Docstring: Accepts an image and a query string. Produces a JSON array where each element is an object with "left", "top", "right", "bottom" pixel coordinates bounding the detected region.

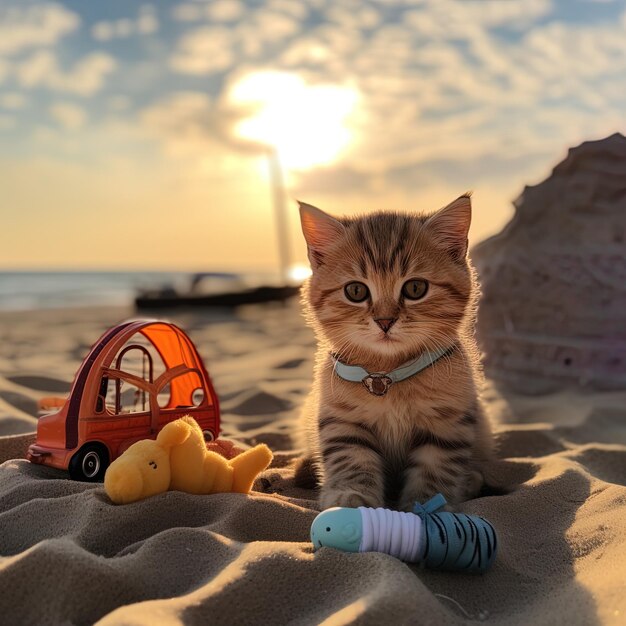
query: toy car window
[
  {"left": 118, "top": 380, "right": 150, "bottom": 414},
  {"left": 96, "top": 375, "right": 150, "bottom": 415},
  {"left": 95, "top": 376, "right": 117, "bottom": 413},
  {"left": 157, "top": 382, "right": 171, "bottom": 409},
  {"left": 95, "top": 375, "right": 110, "bottom": 413},
  {"left": 159, "top": 369, "right": 207, "bottom": 410},
  {"left": 116, "top": 344, "right": 154, "bottom": 384},
  {"left": 192, "top": 388, "right": 204, "bottom": 406}
]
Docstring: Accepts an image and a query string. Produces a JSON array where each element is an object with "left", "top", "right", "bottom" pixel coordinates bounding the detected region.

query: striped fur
[{"left": 296, "top": 196, "right": 494, "bottom": 511}]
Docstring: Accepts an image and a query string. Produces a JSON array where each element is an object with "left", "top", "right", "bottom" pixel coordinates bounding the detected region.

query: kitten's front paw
[
  {"left": 319, "top": 488, "right": 381, "bottom": 510},
  {"left": 465, "top": 470, "right": 484, "bottom": 499}
]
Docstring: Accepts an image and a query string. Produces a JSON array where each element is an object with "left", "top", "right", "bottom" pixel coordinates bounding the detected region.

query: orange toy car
[{"left": 27, "top": 320, "right": 220, "bottom": 481}]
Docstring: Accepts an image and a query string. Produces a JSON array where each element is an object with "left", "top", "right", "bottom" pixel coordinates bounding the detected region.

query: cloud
[
  {"left": 0, "top": 92, "right": 26, "bottom": 109},
  {"left": 8, "top": 0, "right": 625, "bottom": 225},
  {"left": 49, "top": 101, "right": 87, "bottom": 129},
  {"left": 0, "top": 114, "right": 15, "bottom": 130},
  {"left": 404, "top": 0, "right": 553, "bottom": 35},
  {"left": 171, "top": 3, "right": 204, "bottom": 23},
  {"left": 267, "top": 0, "right": 310, "bottom": 20},
  {"left": 172, "top": 0, "right": 244, "bottom": 23},
  {"left": 159, "top": 0, "right": 626, "bottom": 198},
  {"left": 137, "top": 5, "right": 159, "bottom": 34},
  {"left": 139, "top": 91, "right": 216, "bottom": 155},
  {"left": 137, "top": 89, "right": 294, "bottom": 178},
  {"left": 108, "top": 95, "right": 132, "bottom": 112},
  {"left": 258, "top": 0, "right": 624, "bottom": 185},
  {"left": 293, "top": 164, "right": 375, "bottom": 196},
  {"left": 157, "top": 0, "right": 626, "bottom": 196},
  {"left": 169, "top": 4, "right": 303, "bottom": 74},
  {"left": 91, "top": 5, "right": 159, "bottom": 41},
  {"left": 16, "top": 50, "right": 116, "bottom": 96},
  {"left": 0, "top": 2, "right": 79, "bottom": 55},
  {"left": 325, "top": 5, "right": 381, "bottom": 30},
  {"left": 17, "top": 50, "right": 55, "bottom": 86},
  {"left": 169, "top": 27, "right": 235, "bottom": 74},
  {"left": 246, "top": 11, "right": 300, "bottom": 42},
  {"left": 523, "top": 19, "right": 626, "bottom": 80},
  {"left": 206, "top": 0, "right": 245, "bottom": 22}
]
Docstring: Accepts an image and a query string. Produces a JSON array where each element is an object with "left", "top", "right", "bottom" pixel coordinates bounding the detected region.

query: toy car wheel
[
  {"left": 203, "top": 429, "right": 215, "bottom": 442},
  {"left": 69, "top": 444, "right": 109, "bottom": 482}
]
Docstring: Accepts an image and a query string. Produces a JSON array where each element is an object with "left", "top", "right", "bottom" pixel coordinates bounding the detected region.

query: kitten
[{"left": 295, "top": 195, "right": 494, "bottom": 511}]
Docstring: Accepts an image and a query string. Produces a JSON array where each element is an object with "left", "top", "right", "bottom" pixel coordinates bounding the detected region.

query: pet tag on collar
[{"left": 362, "top": 374, "right": 393, "bottom": 396}]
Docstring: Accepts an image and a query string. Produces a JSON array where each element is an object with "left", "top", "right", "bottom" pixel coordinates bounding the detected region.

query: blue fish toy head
[{"left": 311, "top": 507, "right": 363, "bottom": 552}]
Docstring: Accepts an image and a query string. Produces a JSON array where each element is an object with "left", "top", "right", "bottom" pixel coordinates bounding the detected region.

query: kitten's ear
[
  {"left": 424, "top": 194, "right": 472, "bottom": 260},
  {"left": 298, "top": 201, "right": 345, "bottom": 269}
]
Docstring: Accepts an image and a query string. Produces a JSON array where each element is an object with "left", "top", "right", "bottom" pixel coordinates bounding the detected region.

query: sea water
[{"left": 0, "top": 271, "right": 190, "bottom": 311}]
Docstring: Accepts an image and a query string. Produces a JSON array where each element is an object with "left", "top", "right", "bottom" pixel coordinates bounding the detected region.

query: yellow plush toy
[{"left": 104, "top": 415, "right": 273, "bottom": 504}]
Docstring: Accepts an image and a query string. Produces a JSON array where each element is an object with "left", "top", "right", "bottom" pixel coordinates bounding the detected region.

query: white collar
[{"left": 331, "top": 345, "right": 455, "bottom": 396}]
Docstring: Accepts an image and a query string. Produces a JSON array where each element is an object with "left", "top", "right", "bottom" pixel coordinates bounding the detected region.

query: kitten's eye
[
  {"left": 344, "top": 282, "right": 370, "bottom": 303},
  {"left": 401, "top": 279, "right": 428, "bottom": 300}
]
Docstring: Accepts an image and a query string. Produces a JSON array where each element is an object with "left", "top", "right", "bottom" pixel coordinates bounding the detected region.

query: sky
[{"left": 0, "top": 0, "right": 625, "bottom": 273}]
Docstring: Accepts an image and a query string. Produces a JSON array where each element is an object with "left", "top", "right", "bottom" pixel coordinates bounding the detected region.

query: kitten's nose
[{"left": 375, "top": 318, "right": 396, "bottom": 333}]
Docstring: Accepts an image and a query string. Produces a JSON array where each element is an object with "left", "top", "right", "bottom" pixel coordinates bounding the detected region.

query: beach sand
[{"left": 1, "top": 301, "right": 625, "bottom": 625}]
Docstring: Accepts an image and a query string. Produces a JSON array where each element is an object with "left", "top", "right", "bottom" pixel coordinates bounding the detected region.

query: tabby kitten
[{"left": 296, "top": 195, "right": 494, "bottom": 511}]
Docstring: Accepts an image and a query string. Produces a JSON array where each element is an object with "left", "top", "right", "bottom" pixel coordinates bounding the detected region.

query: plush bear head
[{"left": 104, "top": 419, "right": 191, "bottom": 505}]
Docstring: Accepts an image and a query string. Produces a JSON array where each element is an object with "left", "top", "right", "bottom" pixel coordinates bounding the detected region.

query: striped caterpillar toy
[{"left": 310, "top": 494, "right": 497, "bottom": 573}]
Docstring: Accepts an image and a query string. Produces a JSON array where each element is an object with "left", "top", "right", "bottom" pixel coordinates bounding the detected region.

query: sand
[{"left": 1, "top": 301, "right": 625, "bottom": 625}]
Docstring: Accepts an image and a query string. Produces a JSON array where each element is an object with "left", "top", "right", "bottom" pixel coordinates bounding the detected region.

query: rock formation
[{"left": 473, "top": 133, "right": 626, "bottom": 392}]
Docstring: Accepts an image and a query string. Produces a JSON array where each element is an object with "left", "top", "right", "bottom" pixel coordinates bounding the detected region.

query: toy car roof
[{"left": 63, "top": 319, "right": 215, "bottom": 448}]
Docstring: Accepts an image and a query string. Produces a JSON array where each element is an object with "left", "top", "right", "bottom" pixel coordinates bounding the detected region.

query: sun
[{"left": 227, "top": 70, "right": 359, "bottom": 170}]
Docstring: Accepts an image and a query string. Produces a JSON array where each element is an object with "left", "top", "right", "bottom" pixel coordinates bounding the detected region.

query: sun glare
[
  {"left": 228, "top": 71, "right": 359, "bottom": 170},
  {"left": 287, "top": 263, "right": 312, "bottom": 282}
]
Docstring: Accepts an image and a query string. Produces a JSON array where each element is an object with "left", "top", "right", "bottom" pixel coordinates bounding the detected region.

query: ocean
[
  {"left": 0, "top": 267, "right": 307, "bottom": 312},
  {"left": 0, "top": 271, "right": 196, "bottom": 311}
]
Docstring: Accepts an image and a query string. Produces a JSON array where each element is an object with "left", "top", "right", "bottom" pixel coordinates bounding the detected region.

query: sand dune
[{"left": 1, "top": 302, "right": 626, "bottom": 625}]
